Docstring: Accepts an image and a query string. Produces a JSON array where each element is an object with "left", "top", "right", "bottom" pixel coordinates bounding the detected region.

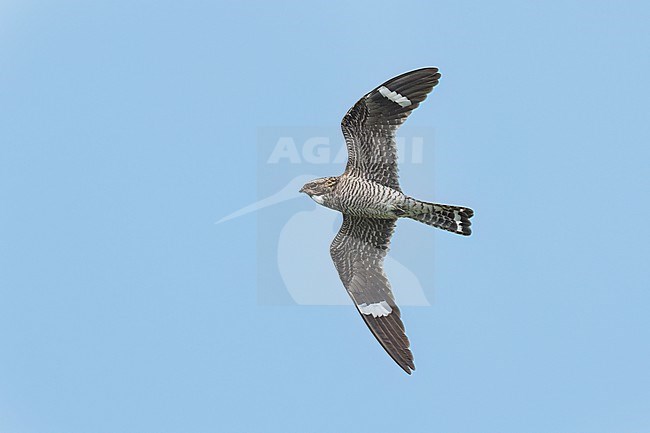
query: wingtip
[
  {"left": 413, "top": 66, "right": 441, "bottom": 78},
  {"left": 401, "top": 364, "right": 415, "bottom": 375},
  {"left": 399, "top": 347, "right": 416, "bottom": 374},
  {"left": 413, "top": 66, "right": 439, "bottom": 73}
]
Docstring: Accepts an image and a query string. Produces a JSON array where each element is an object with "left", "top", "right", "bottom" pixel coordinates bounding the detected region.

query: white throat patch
[
  {"left": 311, "top": 195, "right": 325, "bottom": 204},
  {"left": 378, "top": 86, "right": 412, "bottom": 107},
  {"left": 358, "top": 301, "right": 393, "bottom": 318}
]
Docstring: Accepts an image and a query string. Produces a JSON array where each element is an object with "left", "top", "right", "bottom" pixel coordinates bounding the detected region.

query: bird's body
[
  {"left": 300, "top": 68, "right": 474, "bottom": 374},
  {"left": 315, "top": 176, "right": 405, "bottom": 218}
]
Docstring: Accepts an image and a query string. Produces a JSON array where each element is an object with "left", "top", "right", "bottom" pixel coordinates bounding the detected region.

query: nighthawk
[{"left": 299, "top": 68, "right": 473, "bottom": 374}]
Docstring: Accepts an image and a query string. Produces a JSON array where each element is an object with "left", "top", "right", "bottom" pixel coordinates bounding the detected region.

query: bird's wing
[
  {"left": 341, "top": 68, "right": 441, "bottom": 192},
  {"left": 330, "top": 215, "right": 414, "bottom": 374}
]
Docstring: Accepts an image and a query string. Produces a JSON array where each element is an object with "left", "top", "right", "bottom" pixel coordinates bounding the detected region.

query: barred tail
[{"left": 406, "top": 200, "right": 474, "bottom": 236}]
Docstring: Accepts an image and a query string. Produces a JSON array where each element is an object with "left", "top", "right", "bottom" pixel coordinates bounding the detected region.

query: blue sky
[{"left": 1, "top": 1, "right": 649, "bottom": 432}]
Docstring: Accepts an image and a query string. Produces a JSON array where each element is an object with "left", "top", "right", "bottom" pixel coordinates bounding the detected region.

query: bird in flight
[{"left": 299, "top": 68, "right": 474, "bottom": 374}]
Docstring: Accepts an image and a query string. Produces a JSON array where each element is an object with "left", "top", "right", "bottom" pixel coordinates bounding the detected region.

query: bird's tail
[{"left": 404, "top": 199, "right": 474, "bottom": 236}]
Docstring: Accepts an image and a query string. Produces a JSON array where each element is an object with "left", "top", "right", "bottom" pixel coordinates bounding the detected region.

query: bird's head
[{"left": 299, "top": 177, "right": 339, "bottom": 204}]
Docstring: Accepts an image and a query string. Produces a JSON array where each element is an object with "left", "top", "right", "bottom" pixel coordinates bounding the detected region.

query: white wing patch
[
  {"left": 358, "top": 300, "right": 393, "bottom": 317},
  {"left": 378, "top": 86, "right": 412, "bottom": 107}
]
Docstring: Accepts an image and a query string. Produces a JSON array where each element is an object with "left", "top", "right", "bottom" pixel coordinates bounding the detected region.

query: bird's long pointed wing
[
  {"left": 330, "top": 215, "right": 414, "bottom": 374},
  {"left": 341, "top": 68, "right": 441, "bottom": 192}
]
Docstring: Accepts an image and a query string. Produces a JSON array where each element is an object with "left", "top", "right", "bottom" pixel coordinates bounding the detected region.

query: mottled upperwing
[
  {"left": 340, "top": 68, "right": 441, "bottom": 192},
  {"left": 330, "top": 215, "right": 414, "bottom": 374}
]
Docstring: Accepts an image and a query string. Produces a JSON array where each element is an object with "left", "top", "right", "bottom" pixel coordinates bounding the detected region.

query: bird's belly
[
  {"left": 330, "top": 180, "right": 404, "bottom": 218},
  {"left": 343, "top": 205, "right": 396, "bottom": 218},
  {"left": 340, "top": 200, "right": 395, "bottom": 217}
]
